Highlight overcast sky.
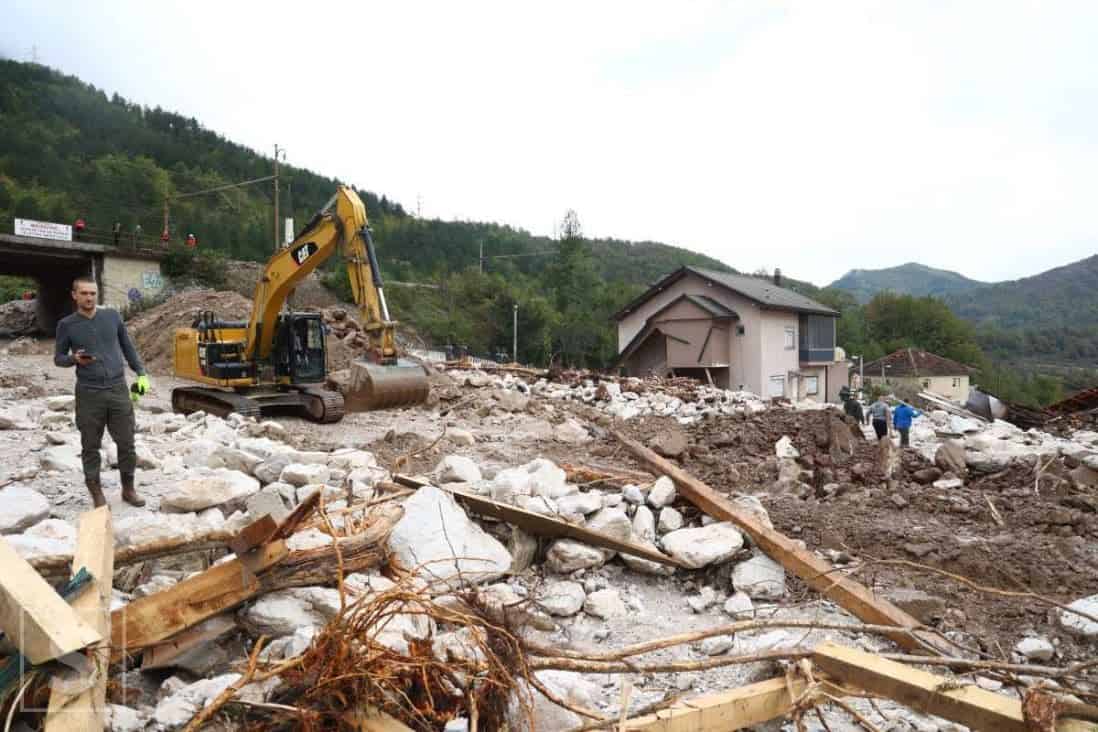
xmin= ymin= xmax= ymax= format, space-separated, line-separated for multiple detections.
xmin=4 ymin=1 xmax=1097 ymax=286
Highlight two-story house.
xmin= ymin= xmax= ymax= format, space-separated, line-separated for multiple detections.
xmin=613 ymin=266 xmax=844 ymax=402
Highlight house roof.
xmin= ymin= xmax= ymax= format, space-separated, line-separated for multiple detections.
xmin=613 ymin=266 xmax=838 ymax=321
xmin=862 ymin=348 xmax=975 ymax=378
xmin=681 ymin=294 xmax=738 ymax=319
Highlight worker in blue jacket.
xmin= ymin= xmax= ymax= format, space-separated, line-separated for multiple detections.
xmin=892 ymin=401 xmax=921 ymax=448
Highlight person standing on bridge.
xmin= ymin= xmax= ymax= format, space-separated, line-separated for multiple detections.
xmin=54 ymin=276 xmax=150 ymax=508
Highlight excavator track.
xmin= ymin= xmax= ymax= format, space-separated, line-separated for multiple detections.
xmin=299 ymin=388 xmax=345 ymax=424
xmin=172 ymin=387 xmax=263 ymax=420
xmin=171 ymin=386 xmax=345 ymax=424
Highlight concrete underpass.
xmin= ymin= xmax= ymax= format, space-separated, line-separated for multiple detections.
xmin=0 ymin=234 xmax=165 ymax=334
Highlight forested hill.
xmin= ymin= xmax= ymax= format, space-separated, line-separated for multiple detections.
xmin=0 ymin=59 xmax=730 ymax=286
xmin=828 ymin=262 xmax=985 ymax=303
xmin=945 ymin=254 xmax=1098 ymax=367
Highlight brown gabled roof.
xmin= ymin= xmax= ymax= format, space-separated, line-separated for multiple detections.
xmin=862 ymin=348 xmax=975 ymax=378
xmin=613 ymin=266 xmax=838 ymax=321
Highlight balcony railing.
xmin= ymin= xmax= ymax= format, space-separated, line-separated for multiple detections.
xmin=800 ymin=347 xmax=834 ymax=363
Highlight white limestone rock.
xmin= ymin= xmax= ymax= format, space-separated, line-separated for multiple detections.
xmin=775 ymin=435 xmax=800 ymax=459
xmin=657 ymin=507 xmax=683 ymax=533
xmin=555 ymin=491 xmax=604 ymax=518
xmin=1015 ymin=637 xmax=1055 ymax=662
xmin=661 ymin=523 xmax=744 ymax=569
xmin=622 ymin=483 xmax=647 ymax=505
xmin=448 ymin=427 xmax=476 ymax=446
xmin=723 ymin=591 xmax=755 ymax=617
xmin=433 ymin=455 xmax=482 ymax=484
xmin=46 ymin=395 xmax=75 ymax=412
xmin=280 ymin=463 xmax=331 ymax=487
xmin=584 ymin=588 xmax=627 ymax=619
xmin=254 ymin=452 xmax=296 ymax=484
xmin=154 ymin=673 xmax=241 ymax=730
xmin=161 ymin=468 xmax=260 ymax=512
xmin=209 ymin=445 xmax=262 ymax=475
xmin=554 ymin=418 xmax=591 ymax=444
xmin=647 ymin=476 xmax=677 ymax=508
xmin=632 ymin=506 xmax=656 ymax=543
xmin=538 ymin=581 xmax=586 ymax=617
xmin=0 ymin=485 xmax=50 ymax=534
xmin=732 ymin=554 xmax=786 ymax=599
xmin=387 ymin=485 xmax=512 ymax=589
xmin=242 ymin=587 xmax=342 ymax=637
xmin=545 ymin=539 xmax=606 ymax=573
xmin=39 ymin=444 xmax=82 ymax=472
xmin=1060 ymin=595 xmax=1098 ymax=639
xmin=700 ymin=635 xmax=735 ymax=655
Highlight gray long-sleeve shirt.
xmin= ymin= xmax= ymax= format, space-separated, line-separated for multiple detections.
xmin=54 ymin=308 xmax=145 ymax=389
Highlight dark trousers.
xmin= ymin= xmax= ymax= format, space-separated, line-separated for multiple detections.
xmin=75 ymin=383 xmax=136 ymax=483
xmin=872 ymin=419 xmax=888 ymax=440
xmin=898 ymin=426 xmax=910 ymax=447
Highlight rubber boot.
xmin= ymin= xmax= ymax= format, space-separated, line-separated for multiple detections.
xmin=120 ymin=473 xmax=146 ymax=507
xmin=86 ymin=479 xmax=107 ymax=508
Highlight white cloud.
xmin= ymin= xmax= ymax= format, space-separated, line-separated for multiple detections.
xmin=3 ymin=0 xmax=1096 ymax=284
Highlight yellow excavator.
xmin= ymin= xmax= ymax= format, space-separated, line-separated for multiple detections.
xmin=170 ymin=186 xmax=429 ymax=423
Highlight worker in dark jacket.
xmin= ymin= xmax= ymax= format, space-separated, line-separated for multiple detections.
xmin=54 ymin=276 xmax=150 ymax=507
xmin=893 ymin=402 xmax=921 ymax=448
xmin=843 ymin=394 xmax=865 ymax=423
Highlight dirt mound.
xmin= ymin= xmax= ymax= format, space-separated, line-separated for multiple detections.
xmin=0 ymin=299 xmax=38 ymax=337
xmin=222 ymin=259 xmax=339 ymax=310
xmin=128 ymin=289 xmax=254 ymax=374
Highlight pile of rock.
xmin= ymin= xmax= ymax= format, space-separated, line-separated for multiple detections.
xmin=446 ymin=369 xmax=769 ymax=424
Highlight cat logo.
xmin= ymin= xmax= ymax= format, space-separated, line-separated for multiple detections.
xmin=291 ymin=241 xmax=319 ymax=266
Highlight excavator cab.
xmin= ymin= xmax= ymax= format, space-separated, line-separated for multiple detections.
xmin=272 ymin=313 xmax=326 ymax=384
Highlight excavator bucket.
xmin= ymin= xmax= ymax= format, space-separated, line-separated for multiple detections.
xmin=342 ymin=360 xmax=430 ymax=411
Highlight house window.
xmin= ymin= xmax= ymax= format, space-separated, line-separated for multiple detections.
xmin=736 ymin=324 xmax=745 ymax=336
xmin=922 ymin=379 xmax=931 ymax=389
xmin=952 ymin=377 xmax=961 ymax=388
xmin=768 ymin=375 xmax=785 ymax=397
xmin=805 ymin=376 xmax=819 ymax=395
xmin=784 ymin=327 xmax=795 ymax=350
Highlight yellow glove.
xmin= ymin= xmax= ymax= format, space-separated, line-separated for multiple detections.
xmin=130 ymin=374 xmax=151 ymax=402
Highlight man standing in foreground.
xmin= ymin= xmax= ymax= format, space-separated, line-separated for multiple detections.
xmin=54 ymin=276 xmax=150 ymax=507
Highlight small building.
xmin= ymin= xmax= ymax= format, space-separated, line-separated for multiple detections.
xmin=862 ymin=348 xmax=974 ymax=402
xmin=613 ymin=266 xmax=845 ymax=402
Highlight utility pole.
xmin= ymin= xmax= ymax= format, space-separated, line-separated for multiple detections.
xmin=512 ymin=303 xmax=518 ymax=363
xmin=479 ymin=241 xmax=484 ymax=273
xmin=162 ymin=199 xmax=169 ymax=241
xmin=273 ymin=144 xmax=283 ymax=252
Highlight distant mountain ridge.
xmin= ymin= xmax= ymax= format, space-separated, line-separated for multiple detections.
xmin=828 ymin=262 xmax=986 ymax=303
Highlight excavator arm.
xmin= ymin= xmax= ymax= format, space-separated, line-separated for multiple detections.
xmin=244 ymin=185 xmax=397 ymax=364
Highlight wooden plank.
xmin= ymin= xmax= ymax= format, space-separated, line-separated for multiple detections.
xmin=30 ymin=530 xmax=235 ymax=582
xmin=142 ymin=614 xmax=237 ymax=670
xmin=110 ymin=540 xmax=287 ymax=657
xmin=226 ymin=515 xmax=278 ymax=556
xmin=393 ymin=475 xmax=685 ymax=568
xmin=611 ymin=431 xmax=938 ymax=653
xmin=0 ymin=536 xmax=101 ymax=664
xmin=44 ymin=507 xmax=114 ymax=731
xmin=813 ymin=642 xmax=1098 ymax=732
xmin=624 ymin=676 xmax=807 ymax=730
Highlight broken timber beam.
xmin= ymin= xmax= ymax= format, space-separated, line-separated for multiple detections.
xmin=44 ymin=506 xmax=114 ymax=732
xmin=0 ymin=536 xmax=102 ymax=664
xmin=813 ymin=642 xmax=1097 ymax=732
xmin=110 ymin=503 xmax=401 ymax=658
xmin=611 ymin=430 xmax=939 ymax=653
xmin=624 ymin=676 xmax=810 ymax=730
xmin=30 ymin=530 xmax=235 ymax=581
xmin=392 ymin=474 xmax=685 ymax=568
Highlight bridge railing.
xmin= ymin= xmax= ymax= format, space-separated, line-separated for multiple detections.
xmin=0 ymin=215 xmax=176 ymax=255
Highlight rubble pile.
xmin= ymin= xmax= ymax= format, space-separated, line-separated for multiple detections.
xmin=0 ymin=298 xmax=37 ymax=337
xmin=0 ymin=339 xmax=1096 ymax=730
xmin=127 ymin=289 xmax=254 ymax=373
xmin=444 ymin=368 xmax=773 ymax=423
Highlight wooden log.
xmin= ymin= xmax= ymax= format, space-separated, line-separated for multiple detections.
xmin=110 ymin=540 xmax=288 ymax=658
xmin=813 ymin=642 xmax=1096 ymax=732
xmin=111 ymin=504 xmax=402 ymax=657
xmin=227 ymin=515 xmax=278 ymax=556
xmin=0 ymin=536 xmax=101 ymax=664
xmin=142 ymin=614 xmax=237 ymax=671
xmin=44 ymin=507 xmax=114 ymax=731
xmin=623 ymin=676 xmax=807 ymax=730
xmin=392 ymin=475 xmax=684 ymax=568
xmin=30 ymin=531 xmax=235 ymax=581
xmin=611 ymin=430 xmax=938 ymax=653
